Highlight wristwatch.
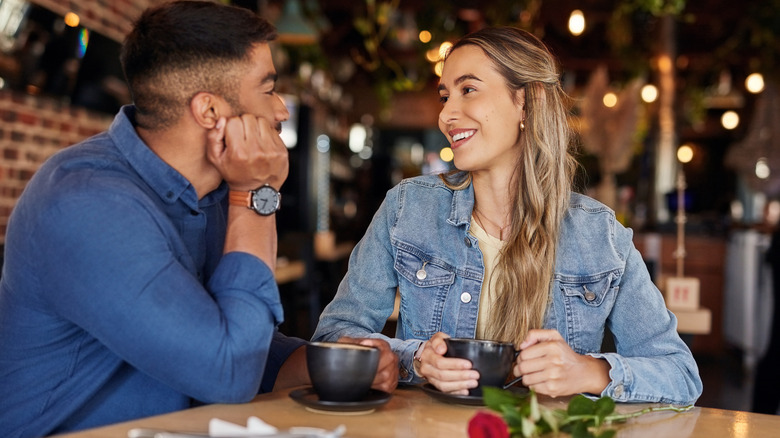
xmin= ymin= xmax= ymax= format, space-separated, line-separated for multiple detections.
xmin=228 ymin=184 xmax=281 ymax=216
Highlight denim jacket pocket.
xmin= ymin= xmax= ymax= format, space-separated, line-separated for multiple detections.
xmin=560 ymin=273 xmax=617 ymax=307
xmin=557 ymin=272 xmax=619 ymax=353
xmin=394 ymin=246 xmax=455 ymax=338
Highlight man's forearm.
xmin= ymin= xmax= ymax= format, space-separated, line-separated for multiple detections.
xmin=273 ymin=345 xmax=310 ymax=390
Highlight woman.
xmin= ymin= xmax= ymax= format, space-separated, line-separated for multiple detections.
xmin=312 ymin=26 xmax=702 ymax=405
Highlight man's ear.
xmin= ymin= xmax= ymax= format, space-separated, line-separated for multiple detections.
xmin=190 ymin=92 xmax=221 ymax=129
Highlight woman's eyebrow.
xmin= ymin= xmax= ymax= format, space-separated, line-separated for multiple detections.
xmin=438 ymin=73 xmax=483 ymax=92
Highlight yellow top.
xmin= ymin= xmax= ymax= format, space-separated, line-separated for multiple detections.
xmin=470 ymin=216 xmax=506 ymax=339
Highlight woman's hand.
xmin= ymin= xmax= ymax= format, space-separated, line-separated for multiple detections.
xmin=514 ymin=329 xmax=611 ymax=397
xmin=417 ymin=332 xmax=480 ymax=395
xmin=338 ymin=337 xmax=399 ymax=394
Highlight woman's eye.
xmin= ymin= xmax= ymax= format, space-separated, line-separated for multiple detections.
xmin=439 ymin=95 xmax=449 ymax=104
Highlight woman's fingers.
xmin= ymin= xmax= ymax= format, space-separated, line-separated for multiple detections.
xmin=420 ymin=332 xmax=479 ymax=395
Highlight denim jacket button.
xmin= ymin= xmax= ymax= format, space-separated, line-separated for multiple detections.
xmin=585 ymin=292 xmax=596 ymax=301
xmin=460 ymin=292 xmax=472 ymax=303
xmin=614 ymin=383 xmax=624 ymax=398
xmin=464 ymin=237 xmax=472 ymax=247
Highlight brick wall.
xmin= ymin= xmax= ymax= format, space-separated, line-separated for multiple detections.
xmin=0 ymin=0 xmax=165 ymax=243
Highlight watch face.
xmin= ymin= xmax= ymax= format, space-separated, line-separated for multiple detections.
xmin=251 ymin=185 xmax=280 ymax=215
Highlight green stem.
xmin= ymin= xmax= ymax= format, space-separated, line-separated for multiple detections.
xmin=605 ymin=404 xmax=695 ymax=422
xmin=559 ymin=405 xmax=694 ymax=427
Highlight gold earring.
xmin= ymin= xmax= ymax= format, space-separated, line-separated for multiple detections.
xmin=520 ymin=120 xmax=525 ymax=132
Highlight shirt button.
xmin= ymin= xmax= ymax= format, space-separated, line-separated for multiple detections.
xmin=614 ymin=384 xmax=624 ymax=398
xmin=584 ymin=292 xmax=596 ymax=301
xmin=460 ymin=292 xmax=472 ymax=303
xmin=464 ymin=237 xmax=472 ymax=247
xmin=400 ymin=367 xmax=409 ymax=379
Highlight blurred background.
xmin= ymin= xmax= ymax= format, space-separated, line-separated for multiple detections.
xmin=0 ymin=0 xmax=778 ymax=414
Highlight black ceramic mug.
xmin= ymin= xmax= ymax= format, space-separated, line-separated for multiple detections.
xmin=444 ymin=337 xmax=523 ymax=396
xmin=306 ymin=342 xmax=380 ymax=402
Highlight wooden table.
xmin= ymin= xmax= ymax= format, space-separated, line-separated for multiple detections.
xmin=53 ymin=385 xmax=780 ymax=438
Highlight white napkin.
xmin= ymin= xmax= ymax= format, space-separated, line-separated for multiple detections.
xmin=208 ymin=416 xmax=278 ymax=436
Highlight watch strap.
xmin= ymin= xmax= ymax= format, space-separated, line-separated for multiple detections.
xmin=228 ymin=190 xmax=252 ymax=209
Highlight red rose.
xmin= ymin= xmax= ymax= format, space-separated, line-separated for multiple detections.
xmin=468 ymin=411 xmax=510 ymax=438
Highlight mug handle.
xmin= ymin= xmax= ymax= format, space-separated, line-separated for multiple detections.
xmin=503 ymin=349 xmax=523 ymax=389
xmin=503 ymin=375 xmax=523 ymax=389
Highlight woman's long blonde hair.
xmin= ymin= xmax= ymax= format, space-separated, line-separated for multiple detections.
xmin=441 ymin=27 xmax=577 ymax=345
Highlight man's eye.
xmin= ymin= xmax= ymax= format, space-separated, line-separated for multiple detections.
xmin=463 ymin=86 xmax=475 ymax=94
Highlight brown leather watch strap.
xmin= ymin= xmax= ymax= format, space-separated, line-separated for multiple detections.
xmin=228 ymin=190 xmax=251 ymax=208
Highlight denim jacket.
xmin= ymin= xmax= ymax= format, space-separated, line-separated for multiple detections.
xmin=313 ymin=174 xmax=702 ymax=405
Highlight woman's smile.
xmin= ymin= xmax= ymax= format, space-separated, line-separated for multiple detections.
xmin=449 ymin=129 xmax=476 ymax=148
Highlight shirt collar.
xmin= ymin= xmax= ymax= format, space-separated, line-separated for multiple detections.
xmin=108 ymin=105 xmax=201 ymax=208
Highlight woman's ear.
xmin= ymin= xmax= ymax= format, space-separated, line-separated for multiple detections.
xmin=190 ymin=92 xmax=221 ymax=129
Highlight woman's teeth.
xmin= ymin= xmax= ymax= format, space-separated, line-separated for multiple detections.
xmin=453 ymin=131 xmax=474 ymax=141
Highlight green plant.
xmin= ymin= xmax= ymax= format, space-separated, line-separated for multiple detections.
xmin=473 ymin=387 xmax=694 ymax=438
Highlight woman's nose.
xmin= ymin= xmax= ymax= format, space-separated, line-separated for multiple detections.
xmin=439 ymin=102 xmax=457 ymax=126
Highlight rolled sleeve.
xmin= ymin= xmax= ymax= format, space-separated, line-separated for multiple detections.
xmin=208 ymin=252 xmax=284 ymax=326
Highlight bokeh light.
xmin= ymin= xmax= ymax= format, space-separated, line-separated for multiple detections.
xmin=745 ymin=73 xmax=765 ymax=94
xmin=641 ymin=84 xmax=658 ymax=103
xmin=602 ymin=92 xmax=617 ymax=108
xmin=439 ymin=147 xmax=454 ymax=162
xmin=677 ymin=144 xmax=693 ymax=163
xmin=756 ymin=158 xmax=771 ymax=179
xmin=721 ymin=111 xmax=739 ymax=130
xmin=568 ymin=10 xmax=585 ymax=36
xmin=64 ymin=12 xmax=79 ymax=27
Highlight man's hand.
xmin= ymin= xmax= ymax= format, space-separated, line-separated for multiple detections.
xmin=211 ymin=115 xmax=286 ymax=267
xmin=206 ymin=115 xmax=289 ymax=191
xmin=339 ymin=337 xmax=399 ymax=394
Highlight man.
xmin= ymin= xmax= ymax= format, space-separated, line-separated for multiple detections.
xmin=0 ymin=2 xmax=396 ymax=436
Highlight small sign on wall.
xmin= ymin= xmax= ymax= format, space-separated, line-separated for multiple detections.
xmin=665 ymin=277 xmax=700 ymax=311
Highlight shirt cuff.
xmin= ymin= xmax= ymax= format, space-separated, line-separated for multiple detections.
xmin=260 ymin=331 xmax=308 ymax=393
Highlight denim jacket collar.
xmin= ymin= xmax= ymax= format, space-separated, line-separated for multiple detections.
xmin=449 ymin=181 xmax=476 ymax=227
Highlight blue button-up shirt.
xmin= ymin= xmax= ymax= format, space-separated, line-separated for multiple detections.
xmin=313 ymin=174 xmax=702 ymax=405
xmin=0 ymin=106 xmax=305 ymax=437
